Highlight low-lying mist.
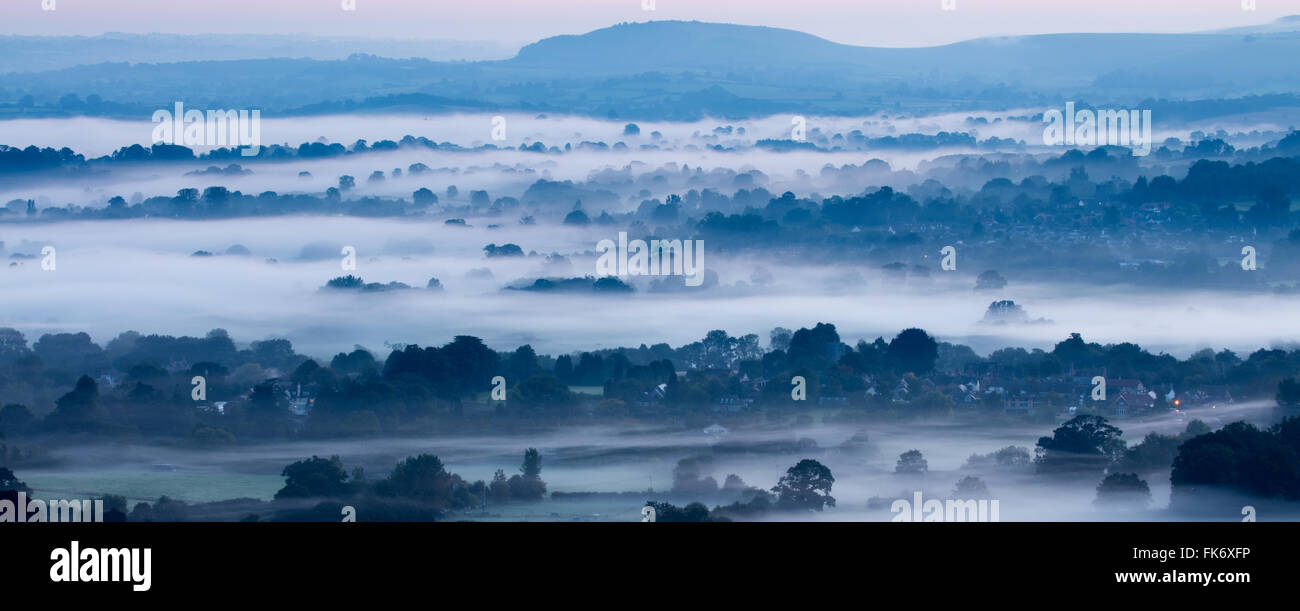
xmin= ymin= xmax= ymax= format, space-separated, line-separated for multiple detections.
xmin=6 ymin=109 xmax=1294 ymax=209
xmin=19 ymin=400 xmax=1288 ymax=521
xmin=3 ymin=216 xmax=1300 ymax=359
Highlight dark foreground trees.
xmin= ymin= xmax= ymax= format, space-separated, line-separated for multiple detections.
xmin=262 ymin=446 xmax=550 ymax=521
xmin=1171 ymin=419 xmax=1300 ymax=501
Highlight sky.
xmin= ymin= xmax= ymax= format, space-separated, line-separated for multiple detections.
xmin=4 ymin=0 xmax=1299 ymax=48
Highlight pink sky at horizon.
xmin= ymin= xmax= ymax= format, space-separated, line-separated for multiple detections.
xmin=3 ymin=0 xmax=1299 ymax=47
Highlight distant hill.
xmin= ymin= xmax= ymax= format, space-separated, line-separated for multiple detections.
xmin=0 ymin=33 xmax=517 ymax=74
xmin=510 ymin=21 xmax=875 ymax=73
xmin=1212 ymin=14 xmax=1300 ymax=34
xmin=507 ymin=20 xmax=1300 ymax=92
xmin=1 ymin=20 xmax=1298 ymax=121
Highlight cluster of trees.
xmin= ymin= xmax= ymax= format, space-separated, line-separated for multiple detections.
xmin=276 ymin=448 xmax=548 ymax=514
xmin=322 ymin=275 xmax=424 ymax=293
xmin=5 ymin=320 xmax=1300 ymax=450
xmin=8 ymin=411 xmax=1298 ymax=520
xmin=1029 ymin=414 xmax=1300 ymax=508
xmin=0 ymin=328 xmax=312 ymax=444
xmin=648 ymin=458 xmax=837 ymax=522
xmin=7 ymin=132 xmax=1300 ymax=292
xmin=0 ymin=446 xmax=549 ymax=522
xmin=883 ymin=413 xmax=1296 ymax=510
xmin=1172 ymin=418 xmax=1300 ymax=503
xmin=6 ymin=134 xmax=1299 ymax=262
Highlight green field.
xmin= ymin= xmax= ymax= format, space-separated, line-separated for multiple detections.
xmin=21 ymin=469 xmax=284 ymax=506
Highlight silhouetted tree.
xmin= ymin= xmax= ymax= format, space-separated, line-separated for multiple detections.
xmin=895 ymin=449 xmax=929 ymax=474
xmin=771 ymin=459 xmax=835 ymax=511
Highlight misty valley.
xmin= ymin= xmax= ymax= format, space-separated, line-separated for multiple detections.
xmin=3 ymin=18 xmax=1300 ymax=526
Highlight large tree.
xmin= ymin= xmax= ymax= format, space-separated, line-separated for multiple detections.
xmin=1095 ymin=473 xmax=1151 ymax=507
xmin=895 ymin=449 xmax=929 ymax=474
xmin=887 ymin=328 xmax=938 ymax=374
xmin=787 ymin=323 xmax=841 ymax=371
xmin=772 ymin=459 xmax=836 ymax=511
xmin=45 ymin=375 xmax=102 ymax=432
xmin=275 ymin=455 xmax=351 ymax=500
xmin=1035 ymin=415 xmax=1126 ymax=476
xmin=378 ymin=454 xmax=456 ymax=507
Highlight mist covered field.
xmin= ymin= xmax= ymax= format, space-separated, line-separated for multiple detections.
xmin=3 ymin=213 xmax=1300 ymax=359
xmin=5 ymin=109 xmax=1300 ymax=361
xmin=13 ymin=399 xmax=1286 ymax=522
